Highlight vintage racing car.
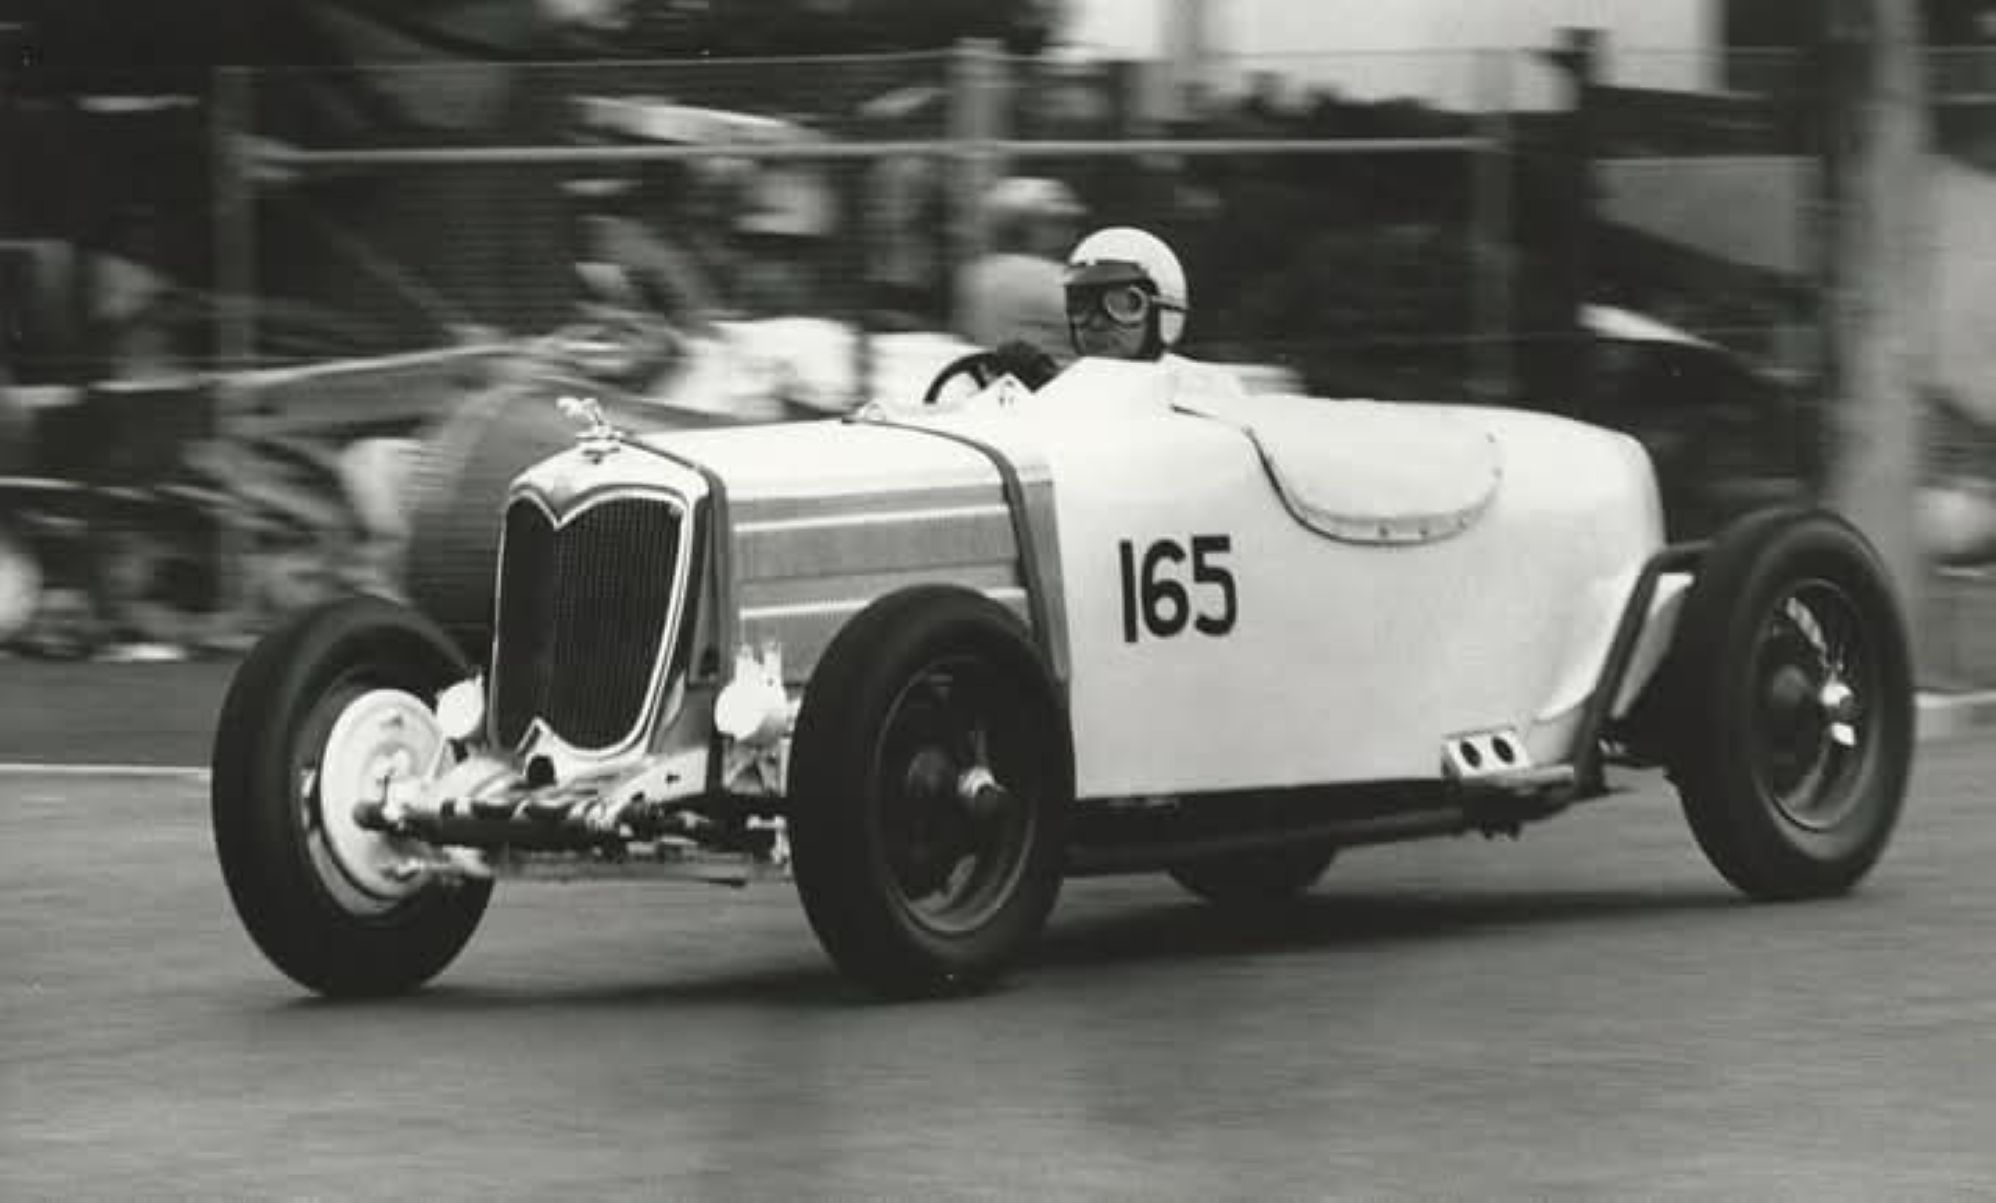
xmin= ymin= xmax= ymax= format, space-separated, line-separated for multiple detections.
xmin=210 ymin=353 xmax=1915 ymax=999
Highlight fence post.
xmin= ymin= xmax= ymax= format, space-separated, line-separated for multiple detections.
xmin=1549 ymin=27 xmax=1600 ymax=416
xmin=948 ymin=38 xmax=1006 ymax=329
xmin=1471 ymin=49 xmax=1516 ymax=404
xmin=1817 ymin=0 xmax=1930 ymax=643
xmin=210 ymin=65 xmax=256 ymax=643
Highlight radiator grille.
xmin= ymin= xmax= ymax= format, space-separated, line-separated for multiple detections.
xmin=491 ymin=492 xmax=686 ymax=750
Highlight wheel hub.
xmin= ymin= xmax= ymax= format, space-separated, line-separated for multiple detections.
xmin=874 ymin=661 xmax=1039 ymax=936
xmin=955 ymin=764 xmax=1015 ymax=822
xmin=1753 ymin=582 xmax=1871 ymax=830
xmin=314 ymin=689 xmax=446 ymax=902
xmin=1819 ymin=679 xmax=1859 ymax=748
xmin=1762 ymin=664 xmax=1818 ymax=740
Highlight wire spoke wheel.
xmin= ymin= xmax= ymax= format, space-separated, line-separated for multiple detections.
xmin=788 ymin=587 xmax=1071 ymax=998
xmin=873 ymin=655 xmax=1042 ymax=936
xmin=1660 ymin=509 xmax=1913 ymax=901
xmin=1747 ymin=580 xmax=1875 ymax=831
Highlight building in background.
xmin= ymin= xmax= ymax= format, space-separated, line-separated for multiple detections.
xmin=1067 ymin=0 xmax=1710 ymax=110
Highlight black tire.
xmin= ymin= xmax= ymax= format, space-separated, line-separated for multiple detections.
xmin=211 ymin=595 xmax=492 ymax=996
xmin=1168 ymin=843 xmax=1337 ymax=908
xmin=788 ymin=586 xmax=1072 ymax=998
xmin=1659 ymin=507 xmax=1914 ymax=900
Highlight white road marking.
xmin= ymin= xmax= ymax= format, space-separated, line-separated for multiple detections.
xmin=0 ymin=692 xmax=1988 ymax=782
xmin=0 ymin=762 xmax=209 ymax=781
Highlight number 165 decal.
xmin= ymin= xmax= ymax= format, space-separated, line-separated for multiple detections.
xmin=1118 ymin=535 xmax=1238 ymax=642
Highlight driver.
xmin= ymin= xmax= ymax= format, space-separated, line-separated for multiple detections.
xmin=1062 ymin=226 xmax=1188 ymax=363
xmin=960 ymin=225 xmax=1194 ymax=398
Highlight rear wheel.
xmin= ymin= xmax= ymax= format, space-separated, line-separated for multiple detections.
xmin=1660 ymin=508 xmax=1913 ymax=899
xmin=211 ymin=596 xmax=491 ymax=996
xmin=788 ymin=587 xmax=1072 ymax=998
xmin=1169 ymin=844 xmax=1337 ymax=908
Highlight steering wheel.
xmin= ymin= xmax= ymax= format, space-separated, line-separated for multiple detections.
xmin=921 ymin=350 xmax=1007 ymax=407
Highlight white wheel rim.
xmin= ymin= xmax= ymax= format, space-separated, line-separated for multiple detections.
xmin=315 ymin=688 xmax=444 ymax=903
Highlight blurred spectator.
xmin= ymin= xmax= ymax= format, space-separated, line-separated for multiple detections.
xmin=958 ymin=176 xmax=1086 ymax=362
xmin=88 ymin=204 xmax=184 ymax=383
xmin=82 ymin=204 xmax=199 ymax=660
xmin=858 ymin=86 xmax=951 ymax=330
xmin=571 ymin=159 xmax=739 ymax=326
xmin=0 ymin=358 xmax=28 ymax=477
xmin=734 ymin=160 xmax=839 ymax=317
xmin=578 ymin=206 xmax=724 ymax=329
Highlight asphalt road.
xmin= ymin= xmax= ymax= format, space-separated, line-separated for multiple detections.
xmin=0 ymin=657 xmax=239 ymax=767
xmin=5 ymin=735 xmax=1995 ymax=1199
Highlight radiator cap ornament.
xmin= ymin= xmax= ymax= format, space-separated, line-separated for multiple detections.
xmin=557 ymin=394 xmax=624 ymax=461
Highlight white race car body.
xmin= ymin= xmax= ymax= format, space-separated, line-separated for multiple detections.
xmin=509 ymin=356 xmax=1684 ymax=806
xmin=951 ymin=362 xmax=1672 ymax=796
xmin=213 ymin=349 xmax=1915 ymax=1000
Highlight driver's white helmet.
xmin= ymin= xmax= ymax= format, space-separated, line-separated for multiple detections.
xmin=1063 ymin=226 xmax=1188 ymax=349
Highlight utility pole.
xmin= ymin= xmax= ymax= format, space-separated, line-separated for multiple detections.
xmin=1162 ymin=0 xmax=1216 ymax=120
xmin=1820 ymin=0 xmax=1932 ymax=612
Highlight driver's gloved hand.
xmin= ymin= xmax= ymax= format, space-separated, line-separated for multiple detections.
xmin=991 ymin=339 xmax=1059 ymax=391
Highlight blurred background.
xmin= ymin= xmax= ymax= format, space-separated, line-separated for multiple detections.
xmin=1 ymin=0 xmax=1992 ymax=684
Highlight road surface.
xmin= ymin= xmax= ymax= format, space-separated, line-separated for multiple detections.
xmin=5 ymin=736 xmax=1994 ymax=1198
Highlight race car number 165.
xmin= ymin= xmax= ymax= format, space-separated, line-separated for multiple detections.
xmin=1118 ymin=536 xmax=1237 ymax=642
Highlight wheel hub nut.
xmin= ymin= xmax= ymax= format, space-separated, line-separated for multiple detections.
xmin=904 ymin=748 xmax=956 ymax=801
xmin=956 ymin=765 xmax=1012 ymax=820
xmin=1819 ymin=680 xmax=1858 ymax=748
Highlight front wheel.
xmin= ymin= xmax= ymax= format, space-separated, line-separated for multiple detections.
xmin=787 ymin=587 xmax=1072 ymax=998
xmin=1659 ymin=508 xmax=1914 ymax=900
xmin=211 ymin=596 xmax=491 ymax=996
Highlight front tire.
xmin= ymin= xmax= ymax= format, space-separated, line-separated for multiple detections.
xmin=1660 ymin=508 xmax=1914 ymax=900
xmin=211 ymin=596 xmax=491 ymax=996
xmin=787 ymin=587 xmax=1072 ymax=998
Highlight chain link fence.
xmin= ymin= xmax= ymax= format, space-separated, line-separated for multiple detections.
xmin=214 ymin=47 xmax=1519 ymax=383
xmin=196 ymin=45 xmax=1526 ymax=648
xmin=5 ymin=38 xmax=1996 ymax=684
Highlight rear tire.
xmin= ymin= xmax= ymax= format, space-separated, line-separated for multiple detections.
xmin=1169 ymin=844 xmax=1337 ymax=908
xmin=211 ymin=596 xmax=491 ymax=996
xmin=1659 ymin=508 xmax=1913 ymax=900
xmin=788 ymin=587 xmax=1072 ymax=998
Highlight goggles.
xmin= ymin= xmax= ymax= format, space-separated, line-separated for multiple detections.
xmin=1067 ymin=282 xmax=1155 ymax=328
